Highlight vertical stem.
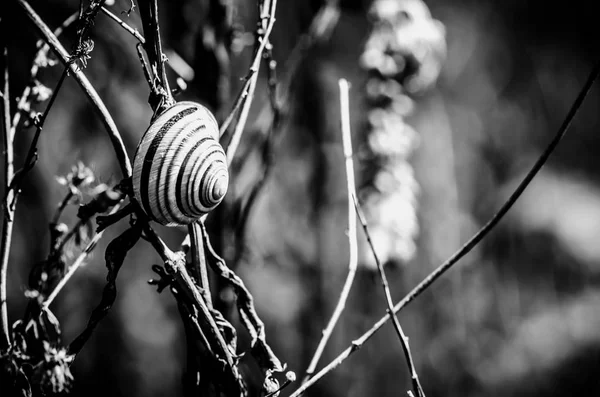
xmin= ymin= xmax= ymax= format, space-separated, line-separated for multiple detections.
xmin=138 ymin=0 xmax=173 ymax=109
xmin=189 ymin=221 xmax=212 ymax=308
xmin=302 ymin=79 xmax=357 ymax=382
xmin=150 ymin=0 xmax=169 ymax=95
xmin=0 ymin=33 xmax=14 ymax=350
xmin=353 ymin=195 xmax=426 ymax=397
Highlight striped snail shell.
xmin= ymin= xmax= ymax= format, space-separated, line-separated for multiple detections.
xmin=132 ymin=101 xmax=228 ymax=227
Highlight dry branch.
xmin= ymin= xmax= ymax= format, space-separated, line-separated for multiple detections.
xmin=289 ymin=60 xmax=600 ymax=397
xmin=302 ymin=79 xmax=357 ymax=383
xmin=18 ymin=0 xmax=133 ymax=179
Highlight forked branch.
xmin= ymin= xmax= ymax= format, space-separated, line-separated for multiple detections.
xmin=288 ymin=60 xmax=600 ymax=397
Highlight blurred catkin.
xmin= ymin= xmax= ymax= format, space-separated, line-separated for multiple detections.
xmin=358 ymin=0 xmax=446 ymax=268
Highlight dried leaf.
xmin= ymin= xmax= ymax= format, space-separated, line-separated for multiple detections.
xmin=68 ymin=223 xmax=142 ymax=355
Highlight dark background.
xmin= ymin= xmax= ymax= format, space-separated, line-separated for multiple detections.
xmin=2 ymin=0 xmax=600 ymax=396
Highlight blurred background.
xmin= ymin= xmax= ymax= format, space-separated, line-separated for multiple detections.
xmin=2 ymin=0 xmax=600 ymax=396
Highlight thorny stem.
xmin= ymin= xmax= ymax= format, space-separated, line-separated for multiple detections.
xmin=288 ymin=60 xmax=600 ymax=397
xmin=18 ymin=0 xmax=133 ymax=179
xmin=1 ymin=30 xmax=13 ymax=350
xmin=353 ymin=193 xmax=425 ymax=397
xmin=302 ymin=79 xmax=357 ymax=383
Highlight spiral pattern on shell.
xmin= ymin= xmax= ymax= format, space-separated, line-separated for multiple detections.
xmin=132 ymin=101 xmax=229 ymax=227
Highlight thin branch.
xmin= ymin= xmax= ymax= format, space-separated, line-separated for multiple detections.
xmin=148 ymin=0 xmax=169 ymax=97
xmin=11 ymin=11 xmax=79 ymax=135
xmin=138 ymin=0 xmax=173 ymax=111
xmin=179 ymin=0 xmax=279 ymax=255
xmin=221 ymin=0 xmax=278 ymax=159
xmin=141 ymin=221 xmax=243 ymax=392
xmin=75 ymin=0 xmax=108 ymax=50
xmin=232 ymin=1 xmax=337 ymax=267
xmin=226 ymin=75 xmax=258 ymax=166
xmin=78 ymin=0 xmax=85 ymax=21
xmin=302 ymin=79 xmax=357 ymax=383
xmin=218 ymin=79 xmax=250 ymax=138
xmin=288 ymin=61 xmax=600 ymax=397
xmin=136 ymin=43 xmax=155 ymax=91
xmin=0 ymin=30 xmax=13 ymax=350
xmin=101 ymin=6 xmax=186 ymax=96
xmin=101 ymin=6 xmax=145 ymax=43
xmin=352 ymin=194 xmax=425 ymax=397
xmin=5 ymin=68 xmax=69 ymax=203
xmin=253 ymin=0 xmax=340 ymax=133
xmin=50 ymin=191 xmax=74 ymax=227
xmin=42 ymin=203 xmax=122 ymax=309
xmin=18 ymin=0 xmax=133 ymax=179
xmin=189 ymin=221 xmax=212 ymax=308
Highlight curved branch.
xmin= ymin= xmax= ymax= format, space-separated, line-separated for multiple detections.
xmin=18 ymin=0 xmax=133 ymax=179
xmin=289 ymin=60 xmax=600 ymax=397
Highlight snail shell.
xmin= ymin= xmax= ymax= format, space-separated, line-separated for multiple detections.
xmin=132 ymin=101 xmax=228 ymax=227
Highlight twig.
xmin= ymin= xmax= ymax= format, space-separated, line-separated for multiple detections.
xmin=11 ymin=11 xmax=79 ymax=135
xmin=18 ymin=0 xmax=133 ymax=179
xmin=141 ymin=221 xmax=244 ymax=393
xmin=51 ymin=190 xmax=74 ymax=226
xmin=42 ymin=203 xmax=122 ymax=309
xmin=136 ymin=43 xmax=155 ymax=91
xmin=221 ymin=0 xmax=278 ymax=159
xmin=352 ymin=194 xmax=425 ymax=397
xmin=78 ymin=0 xmax=85 ymax=21
xmin=75 ymin=0 xmax=108 ymax=50
xmin=200 ymin=222 xmax=286 ymax=379
xmin=232 ymin=1 xmax=338 ymax=266
xmin=5 ymin=68 xmax=69 ymax=203
xmin=0 ymin=30 xmax=13 ymax=350
xmin=253 ymin=0 xmax=340 ymax=133
xmin=138 ymin=0 xmax=173 ymax=111
xmin=100 ymin=6 xmax=190 ymax=89
xmin=101 ymin=6 xmax=145 ymax=43
xmin=288 ymin=60 xmax=600 ymax=397
xmin=226 ymin=75 xmax=258 ymax=166
xmin=179 ymin=0 xmax=279 ymax=256
xmin=302 ymin=79 xmax=357 ymax=383
xmin=101 ymin=6 xmax=186 ymax=95
xmin=189 ymin=221 xmax=212 ymax=308
xmin=68 ymin=221 xmax=143 ymax=356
